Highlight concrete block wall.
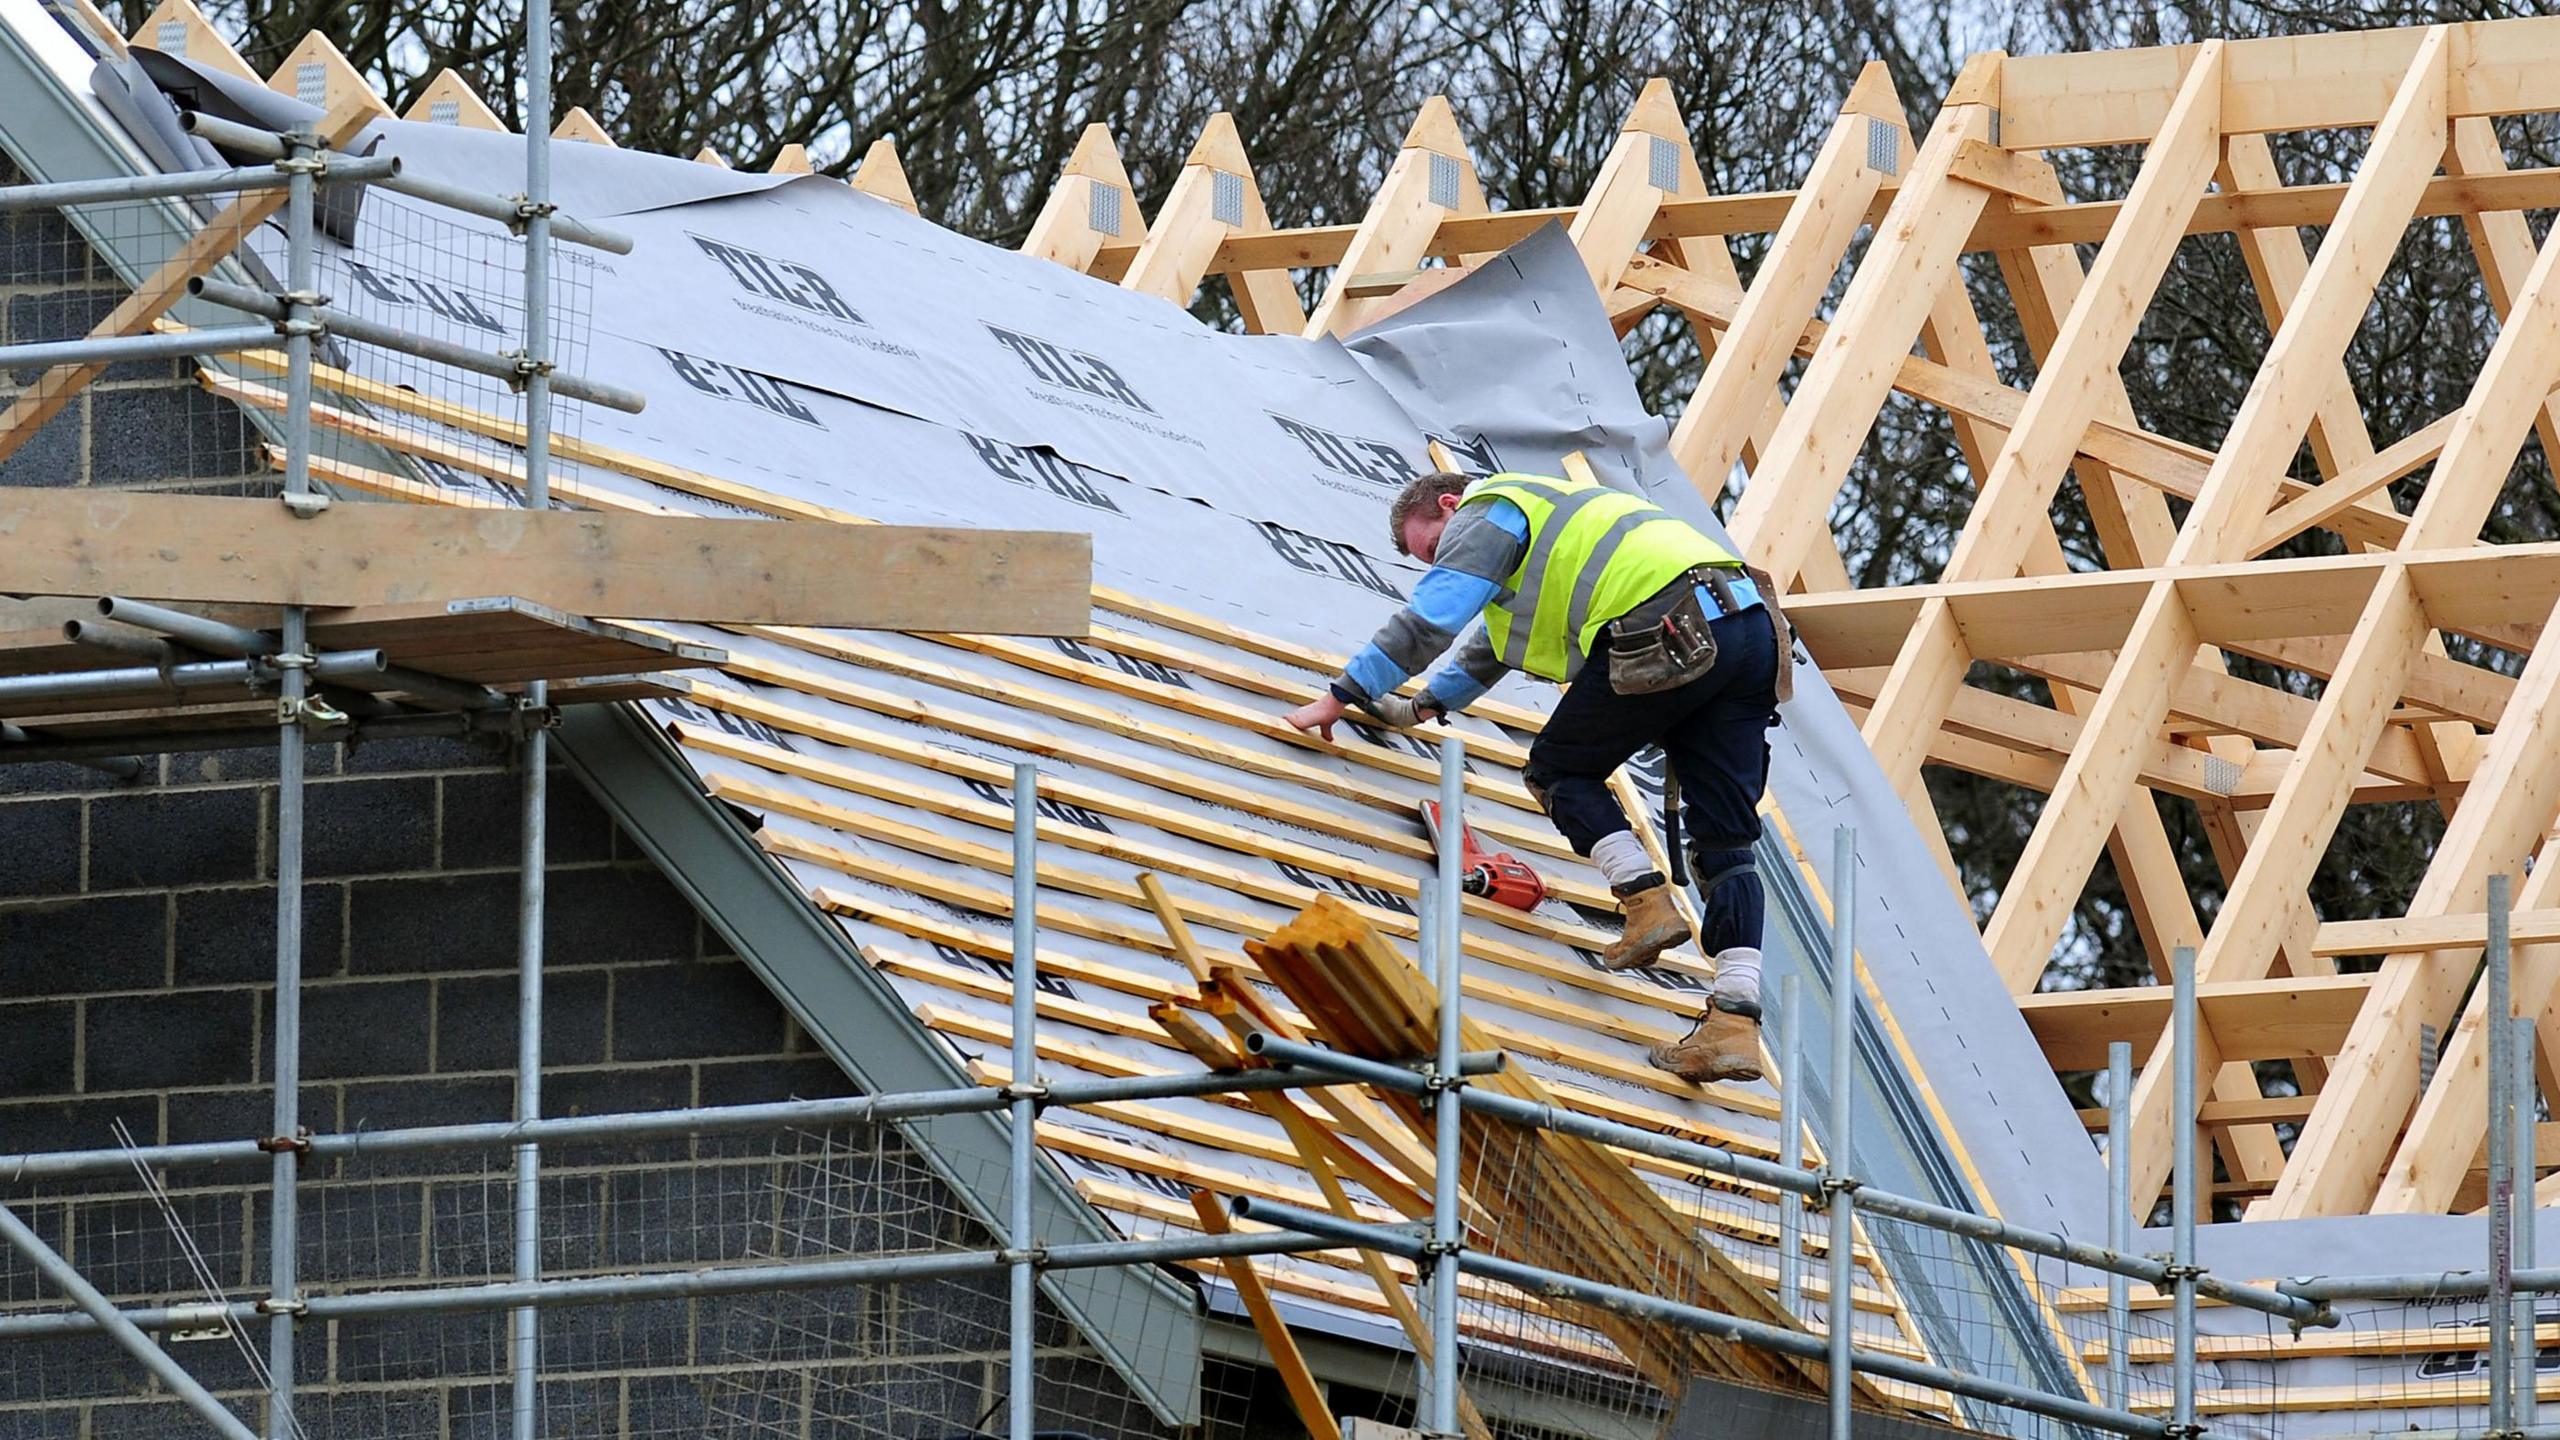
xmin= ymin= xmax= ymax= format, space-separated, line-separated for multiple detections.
xmin=0 ymin=736 xmax=1216 ymax=1439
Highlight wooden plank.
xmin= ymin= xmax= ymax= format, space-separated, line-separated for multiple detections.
xmin=2248 ymin=410 xmax=2459 ymax=556
xmin=0 ymin=102 xmax=375 ymax=467
xmin=1990 ymin=17 xmax=2560 ymax=149
xmin=1564 ymin=79 xmax=1710 ymax=297
xmin=2316 ymin=909 xmax=2560 ymax=955
xmin=1191 ymin=1188 xmax=1338 ymax=1436
xmin=2016 ymin=974 xmax=2371 ymax=1070
xmin=1247 ymin=898 xmax=1893 ymax=1404
xmin=2446 ymin=117 xmax=2560 ymax=475
xmin=0 ymin=488 xmax=1090 ymax=634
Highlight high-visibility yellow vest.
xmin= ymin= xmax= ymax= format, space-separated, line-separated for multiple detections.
xmin=1461 ymin=472 xmax=1742 ymax=681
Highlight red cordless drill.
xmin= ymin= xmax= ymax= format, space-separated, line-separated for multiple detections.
xmin=1419 ymin=800 xmax=1548 ymax=912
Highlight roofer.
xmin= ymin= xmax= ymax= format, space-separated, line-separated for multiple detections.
xmin=1283 ymin=470 xmax=1792 ymax=1085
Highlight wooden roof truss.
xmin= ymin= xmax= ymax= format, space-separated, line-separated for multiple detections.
xmin=103 ymin=4 xmax=2560 ymax=1236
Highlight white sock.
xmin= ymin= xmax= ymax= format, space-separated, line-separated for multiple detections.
xmin=1590 ymin=831 xmax=1656 ymax=889
xmin=1712 ymin=947 xmax=1763 ymax=1007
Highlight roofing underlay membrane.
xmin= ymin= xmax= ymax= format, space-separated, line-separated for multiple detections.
xmin=41 ymin=36 xmax=2553 ymax=1434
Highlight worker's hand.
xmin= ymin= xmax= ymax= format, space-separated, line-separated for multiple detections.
xmin=1284 ymin=694 xmax=1348 ymax=742
xmin=1362 ymin=693 xmax=1445 ymax=729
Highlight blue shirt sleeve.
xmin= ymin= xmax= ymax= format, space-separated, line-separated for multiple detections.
xmin=1334 ymin=500 xmax=1528 ymax=706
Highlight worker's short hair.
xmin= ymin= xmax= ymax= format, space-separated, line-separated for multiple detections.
xmin=1387 ymin=471 xmax=1475 ymax=556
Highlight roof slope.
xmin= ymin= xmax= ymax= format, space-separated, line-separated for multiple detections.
xmin=227 ymin=110 xmax=1952 ymax=1397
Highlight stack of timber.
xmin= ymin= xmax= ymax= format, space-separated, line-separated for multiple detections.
xmin=1247 ymin=895 xmax=1899 ymax=1412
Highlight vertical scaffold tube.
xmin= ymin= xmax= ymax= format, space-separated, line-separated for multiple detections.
xmin=1009 ymin=763 xmax=1040 ymax=1440
xmin=1778 ymin=973 xmax=1804 ymax=1322
xmin=2171 ymin=945 xmax=2199 ymax=1440
xmin=2107 ymin=1040 xmax=2134 ymax=1412
xmin=2494 ymin=874 xmax=2517 ymax=1440
xmin=2520 ymin=1012 xmax=2542 ymax=1428
xmin=266 ymin=121 xmax=318 ymax=1440
xmin=1428 ymin=736 xmax=1467 ymax=1437
xmin=1827 ymin=826 xmax=1856 ymax=1440
xmin=510 ymin=5 xmax=556 ymax=1432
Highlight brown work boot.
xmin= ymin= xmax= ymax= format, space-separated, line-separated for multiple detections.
xmin=1597 ymin=877 xmax=1692 ymax=971
xmin=1649 ymin=1001 xmax=1765 ymax=1085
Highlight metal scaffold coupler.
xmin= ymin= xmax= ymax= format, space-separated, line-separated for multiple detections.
xmin=997 ymin=1245 xmax=1049 ymax=1268
xmin=2155 ymin=1260 xmax=2202 ymax=1299
xmin=503 ymin=348 xmax=556 ymax=385
xmin=255 ymin=1129 xmax=312 ymax=1155
xmin=1001 ymin=1079 xmax=1051 ymax=1108
xmin=507 ymin=195 xmax=559 ymax=233
xmin=254 ymin=1295 xmax=308 ymax=1318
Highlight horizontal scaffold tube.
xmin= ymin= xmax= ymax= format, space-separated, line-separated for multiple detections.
xmin=1231 ymin=1195 xmax=2172 ymax=1439
xmin=2282 ymin=1267 xmax=2560 ymax=1304
xmin=1251 ymin=1032 xmax=2335 ymax=1327
xmin=176 ymin=111 xmax=633 ymax=254
xmin=0 ymin=155 xmax=398 ymax=210
xmin=0 ymin=323 xmax=283 ymax=371
xmin=0 ymin=1223 xmax=1419 ymax=1341
xmin=191 ymin=279 xmax=646 ymax=413
xmin=0 ymin=1063 xmax=1457 ymax=1181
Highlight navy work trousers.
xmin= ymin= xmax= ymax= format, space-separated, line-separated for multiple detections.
xmin=1521 ymin=605 xmax=1781 ymax=948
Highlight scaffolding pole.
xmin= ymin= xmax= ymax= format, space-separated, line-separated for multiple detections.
xmin=2522 ymin=1010 xmax=2542 ymax=1428
xmin=263 ymin=115 xmax=322 ymax=1440
xmin=1427 ymin=734 xmax=1467 ymax=1438
xmin=1008 ymin=761 xmax=1041 ymax=1440
xmin=2171 ymin=944 xmax=2198 ymax=1440
xmin=510 ymin=9 xmax=559 ymax=1431
xmin=1826 ymin=824 xmax=1856 ymax=1440
xmin=2108 ymin=1038 xmax=2134 ymax=1412
xmin=2495 ymin=873 xmax=2518 ymax=1440
xmin=1778 ymin=972 xmax=1805 ymax=1322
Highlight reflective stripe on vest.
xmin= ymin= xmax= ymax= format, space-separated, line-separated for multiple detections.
xmin=1459 ymin=472 xmax=1741 ymax=681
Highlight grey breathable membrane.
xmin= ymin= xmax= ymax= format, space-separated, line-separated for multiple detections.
xmin=84 ymin=59 xmax=2499 ymax=1427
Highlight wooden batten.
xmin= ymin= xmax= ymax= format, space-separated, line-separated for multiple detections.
xmin=769 ymin=142 xmax=816 ymax=175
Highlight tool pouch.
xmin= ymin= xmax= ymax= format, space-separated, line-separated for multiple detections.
xmin=1744 ymin=562 xmax=1796 ymax=705
xmin=1606 ymin=581 xmax=1717 ymax=695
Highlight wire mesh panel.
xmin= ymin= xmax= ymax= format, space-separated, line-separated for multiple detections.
xmin=684 ymin=1126 xmax=1255 ymax=1440
xmin=223 ymin=182 xmax=599 ymax=509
